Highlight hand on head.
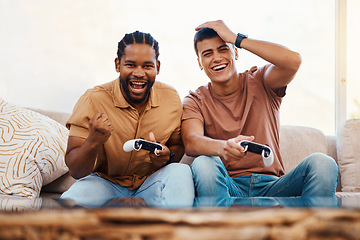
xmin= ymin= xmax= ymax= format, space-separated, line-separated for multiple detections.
xmin=196 ymin=20 xmax=237 ymax=45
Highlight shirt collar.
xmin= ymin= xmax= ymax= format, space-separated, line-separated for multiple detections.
xmin=113 ymin=78 xmax=160 ymax=109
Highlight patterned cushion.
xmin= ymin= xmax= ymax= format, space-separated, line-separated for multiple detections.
xmin=0 ymin=98 xmax=69 ymax=197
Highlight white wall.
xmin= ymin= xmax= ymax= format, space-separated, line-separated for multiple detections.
xmin=1 ymin=0 xmax=358 ymax=134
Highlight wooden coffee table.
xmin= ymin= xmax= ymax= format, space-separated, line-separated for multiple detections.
xmin=1 ymin=206 xmax=360 ymax=240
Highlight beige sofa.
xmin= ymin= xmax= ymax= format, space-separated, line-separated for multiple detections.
xmin=36 ymin=108 xmax=360 ymax=207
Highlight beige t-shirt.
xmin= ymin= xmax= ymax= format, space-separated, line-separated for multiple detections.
xmin=67 ymin=78 xmax=183 ymax=189
xmin=182 ymin=65 xmax=286 ymax=177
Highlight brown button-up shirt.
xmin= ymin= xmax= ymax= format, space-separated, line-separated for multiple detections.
xmin=67 ymin=78 xmax=183 ymax=189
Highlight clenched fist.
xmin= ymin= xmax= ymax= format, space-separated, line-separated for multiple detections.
xmin=88 ymin=112 xmax=113 ymax=144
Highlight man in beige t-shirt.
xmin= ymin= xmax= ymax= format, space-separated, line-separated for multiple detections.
xmin=61 ymin=31 xmax=194 ymax=208
xmin=182 ymin=20 xmax=338 ymax=204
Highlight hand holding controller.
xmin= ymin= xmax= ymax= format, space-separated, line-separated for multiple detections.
xmin=123 ymin=139 xmax=163 ymax=156
xmin=239 ymin=140 xmax=274 ymax=167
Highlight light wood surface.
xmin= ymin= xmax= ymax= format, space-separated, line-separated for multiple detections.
xmin=0 ymin=207 xmax=360 ymax=240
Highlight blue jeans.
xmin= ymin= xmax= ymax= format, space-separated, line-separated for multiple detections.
xmin=60 ymin=163 xmax=195 ymax=208
xmin=191 ymin=153 xmax=338 ymax=198
xmin=194 ymin=196 xmax=339 ymax=208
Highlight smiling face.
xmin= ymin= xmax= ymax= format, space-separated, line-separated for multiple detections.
xmin=115 ymin=43 xmax=160 ymax=107
xmin=196 ymin=36 xmax=238 ymax=85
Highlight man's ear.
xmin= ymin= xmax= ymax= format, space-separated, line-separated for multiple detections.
xmin=234 ymin=48 xmax=239 ymax=60
xmin=197 ymin=58 xmax=203 ymax=70
xmin=156 ymin=60 xmax=161 ymax=75
xmin=115 ymin=57 xmax=120 ymax=73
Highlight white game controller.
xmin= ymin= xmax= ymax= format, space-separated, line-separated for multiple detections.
xmin=123 ymin=139 xmax=163 ymax=156
xmin=239 ymin=140 xmax=274 ymax=167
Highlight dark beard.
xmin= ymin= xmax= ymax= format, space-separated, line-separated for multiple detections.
xmin=120 ymin=77 xmax=154 ymax=105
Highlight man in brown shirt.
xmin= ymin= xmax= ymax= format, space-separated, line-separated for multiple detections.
xmin=61 ymin=31 xmax=194 ymax=208
xmin=182 ymin=20 xmax=338 ymax=203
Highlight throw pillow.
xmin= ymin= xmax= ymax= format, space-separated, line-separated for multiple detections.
xmin=0 ymin=98 xmax=69 ymax=197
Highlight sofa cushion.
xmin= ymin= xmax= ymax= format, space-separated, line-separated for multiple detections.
xmin=337 ymin=119 xmax=360 ymax=192
xmin=0 ymin=195 xmax=42 ymax=212
xmin=280 ymin=125 xmax=328 ymax=172
xmin=27 ymin=108 xmax=71 ymax=127
xmin=0 ymin=98 xmax=69 ymax=197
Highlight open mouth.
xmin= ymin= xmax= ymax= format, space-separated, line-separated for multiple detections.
xmin=211 ymin=64 xmax=228 ymax=72
xmin=129 ymin=81 xmax=147 ymax=94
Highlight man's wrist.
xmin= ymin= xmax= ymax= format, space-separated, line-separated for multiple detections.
xmin=235 ymin=33 xmax=248 ymax=48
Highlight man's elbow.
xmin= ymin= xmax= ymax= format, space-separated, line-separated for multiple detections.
xmin=67 ymin=166 xmax=87 ymax=180
xmin=183 ymin=141 xmax=198 ymax=157
xmin=289 ymin=52 xmax=302 ymax=73
xmin=65 ymin=158 xmax=88 ymax=180
xmin=68 ymin=170 xmax=83 ymax=180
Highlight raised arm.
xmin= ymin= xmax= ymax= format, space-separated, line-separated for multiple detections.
xmin=241 ymin=38 xmax=301 ymax=90
xmin=65 ymin=112 xmax=113 ymax=179
xmin=196 ymin=20 xmax=302 ymax=91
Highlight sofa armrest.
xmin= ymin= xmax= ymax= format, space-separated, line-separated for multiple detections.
xmin=337 ymin=119 xmax=360 ymax=192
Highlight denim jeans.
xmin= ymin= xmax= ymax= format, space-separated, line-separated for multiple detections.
xmin=191 ymin=153 xmax=338 ymax=199
xmin=193 ymin=195 xmax=339 ymax=208
xmin=60 ymin=163 xmax=195 ymax=208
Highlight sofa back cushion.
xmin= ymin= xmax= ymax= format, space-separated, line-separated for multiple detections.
xmin=27 ymin=108 xmax=71 ymax=126
xmin=337 ymin=119 xmax=360 ymax=192
xmin=280 ymin=125 xmax=328 ymax=172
